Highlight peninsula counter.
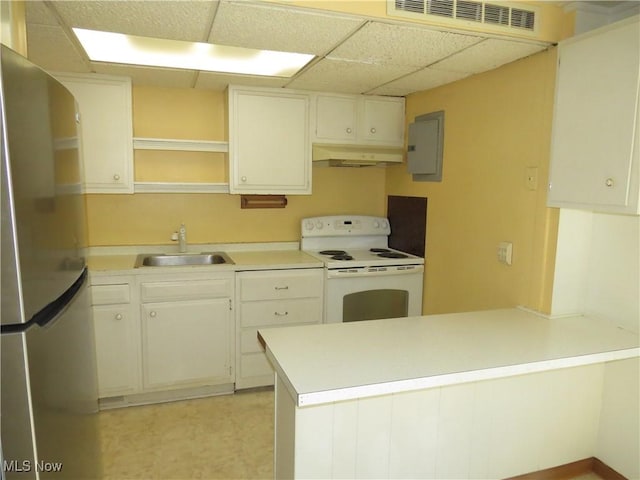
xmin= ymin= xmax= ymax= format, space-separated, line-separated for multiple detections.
xmin=259 ymin=308 xmax=639 ymax=479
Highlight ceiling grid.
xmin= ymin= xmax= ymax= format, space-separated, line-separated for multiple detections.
xmin=24 ymin=0 xmax=556 ymax=95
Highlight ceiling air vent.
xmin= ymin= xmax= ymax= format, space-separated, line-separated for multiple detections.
xmin=391 ymin=0 xmax=537 ymax=33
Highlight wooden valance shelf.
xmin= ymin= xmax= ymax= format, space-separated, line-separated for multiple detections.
xmin=240 ymin=195 xmax=288 ymax=209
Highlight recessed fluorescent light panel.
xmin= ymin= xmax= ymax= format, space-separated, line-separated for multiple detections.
xmin=73 ymin=28 xmax=314 ymax=77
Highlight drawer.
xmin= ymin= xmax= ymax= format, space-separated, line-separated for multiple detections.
xmin=240 ymin=352 xmax=274 ymax=378
xmin=240 ymin=298 xmax=322 ymax=327
xmin=141 ymin=278 xmax=232 ymax=303
xmin=238 ymin=269 xmax=322 ymax=301
xmin=92 ymin=284 xmax=130 ymax=305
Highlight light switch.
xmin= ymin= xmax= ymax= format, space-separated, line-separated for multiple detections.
xmin=497 ymin=242 xmax=513 ymax=265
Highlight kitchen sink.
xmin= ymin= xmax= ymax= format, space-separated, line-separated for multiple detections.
xmin=134 ymin=252 xmax=234 ymax=268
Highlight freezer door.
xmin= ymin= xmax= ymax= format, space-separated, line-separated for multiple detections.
xmin=1 ymin=280 xmax=100 ymax=479
xmin=1 ymin=46 xmax=87 ymax=327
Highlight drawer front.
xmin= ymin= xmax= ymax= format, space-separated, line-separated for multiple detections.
xmin=239 ymin=269 xmax=322 ymax=301
xmin=240 ymin=298 xmax=322 ymax=327
xmin=92 ymin=284 xmax=131 ymax=305
xmin=141 ymin=278 xmax=232 ymax=303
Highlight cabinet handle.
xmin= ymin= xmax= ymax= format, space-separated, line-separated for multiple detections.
xmin=370 ymin=127 xmax=376 ymax=134
xmin=114 ymin=313 xmax=123 ymax=320
xmin=274 ymin=311 xmax=289 ymax=316
xmin=241 ymin=176 xmax=247 ymax=182
xmin=274 ymin=286 xmax=289 ymax=290
xmin=149 ymin=311 xmax=157 ymax=318
xmin=346 ymin=127 xmax=352 ymax=134
xmin=605 ymin=178 xmax=614 ymax=187
xmin=113 ymin=174 xmax=121 ymax=181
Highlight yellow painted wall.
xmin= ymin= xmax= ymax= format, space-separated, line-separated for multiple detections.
xmin=386 ymin=48 xmax=559 ymax=315
xmin=86 ymin=86 xmax=386 ymax=246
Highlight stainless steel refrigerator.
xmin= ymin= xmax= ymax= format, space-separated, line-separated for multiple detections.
xmin=1 ymin=46 xmax=100 ymax=479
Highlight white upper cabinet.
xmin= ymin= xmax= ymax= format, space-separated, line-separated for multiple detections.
xmin=361 ymin=97 xmax=405 ymax=145
xmin=314 ymin=94 xmax=358 ymax=142
xmin=228 ymin=86 xmax=311 ymax=195
xmin=312 ymin=93 xmax=405 ymax=147
xmin=56 ymin=73 xmax=134 ymax=194
xmin=548 ymin=16 xmax=640 ymax=214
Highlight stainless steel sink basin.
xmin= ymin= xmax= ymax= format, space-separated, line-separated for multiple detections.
xmin=134 ymin=252 xmax=234 ymax=268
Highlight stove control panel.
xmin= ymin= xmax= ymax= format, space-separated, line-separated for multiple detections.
xmin=302 ymin=215 xmax=390 ymax=237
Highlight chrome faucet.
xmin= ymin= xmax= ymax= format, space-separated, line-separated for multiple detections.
xmin=172 ymin=223 xmax=188 ymax=253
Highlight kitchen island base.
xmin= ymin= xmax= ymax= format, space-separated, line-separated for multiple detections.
xmin=262 ymin=309 xmax=639 ymax=480
xmin=274 ymin=364 xmax=610 ymax=479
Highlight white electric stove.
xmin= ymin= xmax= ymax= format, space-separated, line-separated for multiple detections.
xmin=301 ymin=215 xmax=424 ymax=323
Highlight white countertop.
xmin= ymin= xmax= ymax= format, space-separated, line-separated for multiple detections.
xmin=259 ymin=308 xmax=639 ymax=407
xmin=86 ymin=244 xmax=322 ymax=274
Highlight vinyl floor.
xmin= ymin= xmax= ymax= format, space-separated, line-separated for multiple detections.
xmin=97 ymin=389 xmax=274 ymax=480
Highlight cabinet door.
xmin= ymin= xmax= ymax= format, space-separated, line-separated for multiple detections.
xmin=315 ymin=94 xmax=358 ymax=142
xmin=548 ymin=19 xmax=639 ymax=213
xmin=93 ymin=305 xmax=139 ymax=397
xmin=57 ymin=74 xmax=134 ymax=193
xmin=361 ymin=97 xmax=405 ymax=146
xmin=142 ymin=299 xmax=232 ymax=390
xmin=229 ymin=88 xmax=311 ymax=194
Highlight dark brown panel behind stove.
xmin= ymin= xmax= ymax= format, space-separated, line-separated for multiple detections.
xmin=387 ymin=196 xmax=427 ymax=258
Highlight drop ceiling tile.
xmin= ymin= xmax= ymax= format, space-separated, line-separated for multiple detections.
xmin=368 ymin=68 xmax=471 ymax=96
xmin=53 ymin=1 xmax=217 ymax=42
xmin=91 ymin=63 xmax=197 ymax=89
xmin=195 ymin=71 xmax=289 ymax=91
xmin=288 ymin=58 xmax=416 ymax=95
xmin=209 ymin=1 xmax=364 ymax=55
xmin=25 ymin=2 xmax=59 ymax=26
xmin=433 ymin=38 xmax=548 ymax=74
xmin=27 ymin=24 xmax=90 ymax=74
xmin=328 ymin=21 xmax=483 ymax=67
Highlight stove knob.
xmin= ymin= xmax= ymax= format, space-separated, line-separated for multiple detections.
xmin=315 ymin=220 xmax=324 ymax=230
xmin=304 ymin=220 xmax=314 ymax=231
xmin=382 ymin=220 xmax=389 ymax=229
xmin=373 ymin=220 xmax=380 ymax=228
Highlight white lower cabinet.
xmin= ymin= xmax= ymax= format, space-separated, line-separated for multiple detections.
xmin=140 ymin=273 xmax=235 ymax=392
xmin=91 ymin=275 xmax=141 ymax=398
xmin=142 ymin=298 xmax=232 ymax=389
xmin=235 ymin=269 xmax=323 ymax=389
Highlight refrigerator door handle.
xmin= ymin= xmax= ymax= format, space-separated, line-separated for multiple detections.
xmin=34 ymin=268 xmax=88 ymax=328
xmin=1 ymin=269 xmax=88 ymax=334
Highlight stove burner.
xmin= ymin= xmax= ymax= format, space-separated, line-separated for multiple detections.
xmin=377 ymin=252 xmax=409 ymax=259
xmin=370 ymin=248 xmax=391 ymax=253
xmin=331 ymin=254 xmax=354 ymax=261
xmin=319 ymin=250 xmax=347 ymax=256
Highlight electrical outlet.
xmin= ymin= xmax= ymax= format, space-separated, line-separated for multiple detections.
xmin=497 ymin=242 xmax=513 ymax=265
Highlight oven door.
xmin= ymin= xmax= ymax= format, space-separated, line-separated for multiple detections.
xmin=324 ymin=266 xmax=424 ymax=323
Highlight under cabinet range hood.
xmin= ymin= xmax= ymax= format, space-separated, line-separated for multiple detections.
xmin=312 ymin=144 xmax=404 ymax=167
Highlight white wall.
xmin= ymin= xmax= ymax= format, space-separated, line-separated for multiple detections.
xmin=551 ymin=209 xmax=640 ymax=333
xmin=551 ymin=209 xmax=640 ymax=477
